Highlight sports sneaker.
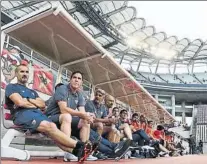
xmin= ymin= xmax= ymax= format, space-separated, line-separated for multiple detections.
xmin=129 ymin=140 xmax=140 ymax=149
xmin=114 ymin=140 xmax=125 ymax=153
xmin=72 ymin=141 xmax=92 ymax=162
xmin=159 ymin=151 xmax=168 ymax=157
xmin=110 ymin=139 xmax=131 ymax=158
xmin=93 ymin=151 xmax=108 ymax=160
xmin=131 ymin=152 xmax=145 ymax=159
xmin=64 ymin=153 xmax=98 ymax=162
xmin=91 ymin=136 xmax=101 ymax=154
xmin=86 ymin=155 xmax=98 ymax=161
xmin=64 ymin=152 xmax=78 ymax=162
xmin=141 ymin=145 xmax=155 ymax=150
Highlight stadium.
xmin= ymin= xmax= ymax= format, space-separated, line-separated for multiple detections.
xmin=1 ymin=1 xmax=207 ymax=164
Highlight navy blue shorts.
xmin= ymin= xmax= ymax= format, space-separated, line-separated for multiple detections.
xmin=48 ymin=114 xmax=60 ymax=125
xmin=48 ymin=114 xmax=80 ymax=137
xmin=48 ymin=114 xmax=80 ymax=128
xmin=13 ymin=109 xmax=51 ymax=133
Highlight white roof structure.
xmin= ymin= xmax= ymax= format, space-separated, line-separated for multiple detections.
xmin=1 ymin=2 xmax=175 ymax=123
xmin=2 ymin=1 xmax=206 ymax=75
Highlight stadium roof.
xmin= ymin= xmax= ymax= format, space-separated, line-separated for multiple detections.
xmin=1 ymin=1 xmax=207 ymax=75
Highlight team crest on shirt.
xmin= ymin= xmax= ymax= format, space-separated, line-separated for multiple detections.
xmin=32 ymin=119 xmax=36 ymax=125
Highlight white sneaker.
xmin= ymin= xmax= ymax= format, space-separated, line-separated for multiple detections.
xmin=164 ymin=154 xmax=170 ymax=157
xmin=159 ymin=151 xmax=169 ymax=157
xmin=63 ymin=152 xmax=78 ymax=162
xmin=142 ymin=145 xmax=155 ymax=150
xmin=86 ymin=155 xmax=98 ymax=161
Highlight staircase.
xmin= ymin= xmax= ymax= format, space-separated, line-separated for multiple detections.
xmin=168 ymin=126 xmax=190 ymax=139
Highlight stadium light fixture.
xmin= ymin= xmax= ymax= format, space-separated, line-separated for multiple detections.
xmin=125 ymin=36 xmax=150 ymax=50
xmin=151 ymin=47 xmax=177 ymax=60
xmin=125 ymin=36 xmax=138 ymax=48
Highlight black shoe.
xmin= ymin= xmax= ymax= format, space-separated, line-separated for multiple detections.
xmin=114 ymin=140 xmax=125 ymax=153
xmin=112 ymin=139 xmax=131 ymax=158
xmin=91 ymin=136 xmax=101 ymax=153
xmin=72 ymin=141 xmax=92 ymax=162
xmin=130 ymin=140 xmax=140 ymax=149
xmin=131 ymin=152 xmax=145 ymax=159
xmin=93 ymin=151 xmax=108 ymax=160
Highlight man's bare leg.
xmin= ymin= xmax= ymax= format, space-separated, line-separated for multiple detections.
xmin=119 ymin=123 xmax=133 ymax=140
xmin=93 ymin=122 xmax=104 ymax=135
xmin=59 ymin=113 xmax=72 ymax=137
xmin=37 ymin=121 xmax=77 ymax=148
xmin=159 ymin=144 xmax=170 ymax=153
xmin=79 ymin=119 xmax=90 ymax=142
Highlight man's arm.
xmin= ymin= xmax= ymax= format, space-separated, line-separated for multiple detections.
xmin=130 ymin=124 xmax=137 ymax=132
xmin=9 ymin=93 xmax=37 ymax=108
xmin=59 ymin=102 xmax=93 ymax=123
xmin=94 ymin=117 xmax=110 ymax=123
xmin=28 ymin=97 xmax=45 ymax=109
xmin=58 ymin=101 xmax=87 ymax=118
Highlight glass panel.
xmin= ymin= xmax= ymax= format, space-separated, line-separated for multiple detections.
xmin=175 ymin=64 xmax=188 ymax=74
xmin=193 ymin=64 xmax=207 ymax=73
xmin=139 ymin=65 xmax=150 ymax=72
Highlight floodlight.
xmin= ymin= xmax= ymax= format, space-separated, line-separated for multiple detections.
xmin=125 ymin=36 xmax=138 ymax=48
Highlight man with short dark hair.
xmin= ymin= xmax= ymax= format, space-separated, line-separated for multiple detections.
xmin=45 ymin=71 xmax=93 ymax=141
xmin=5 ymin=65 xmax=92 ymax=162
xmin=114 ymin=109 xmax=134 ymax=140
xmin=131 ymin=113 xmax=150 ymax=144
xmin=45 ymin=71 xmax=96 ymax=161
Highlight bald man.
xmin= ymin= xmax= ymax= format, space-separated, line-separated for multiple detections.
xmin=105 ymin=95 xmax=115 ymax=117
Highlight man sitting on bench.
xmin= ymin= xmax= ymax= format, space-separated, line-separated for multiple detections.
xmin=45 ymin=71 xmax=96 ymax=161
xmin=5 ymin=64 xmax=92 ymax=162
xmin=85 ymin=88 xmax=116 ymax=135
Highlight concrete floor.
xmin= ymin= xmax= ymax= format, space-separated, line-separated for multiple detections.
xmin=2 ymin=155 xmax=207 ymax=164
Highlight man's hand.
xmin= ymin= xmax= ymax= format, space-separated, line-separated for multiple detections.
xmin=108 ymin=118 xmax=116 ymax=124
xmin=79 ymin=112 xmax=94 ymax=124
xmin=88 ymin=112 xmax=96 ymax=118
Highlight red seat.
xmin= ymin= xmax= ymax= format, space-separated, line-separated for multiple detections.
xmin=3 ymin=104 xmax=8 ymax=109
xmin=4 ymin=113 xmax=12 ymax=120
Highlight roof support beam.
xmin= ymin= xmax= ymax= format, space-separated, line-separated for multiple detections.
xmin=84 ymin=61 xmax=94 ymax=84
xmin=155 ymin=60 xmax=160 ymax=74
xmin=61 ymin=53 xmax=101 ymax=67
xmin=5 ymin=1 xmax=43 ymax=12
xmin=49 ymin=33 xmax=61 ymax=63
xmin=173 ymin=63 xmax=176 ymax=74
xmin=189 ymin=42 xmax=204 ymax=65
xmin=80 ymin=6 xmax=127 ymax=27
xmin=136 ymin=58 xmax=142 ymax=72
xmin=116 ymin=17 xmax=144 ymax=28
xmin=191 ymin=61 xmax=194 ymax=74
xmin=106 ymin=71 xmax=115 ymax=96
xmin=95 ymin=77 xmax=129 ymax=86
xmin=119 ymin=53 xmax=125 ymax=65
xmin=1 ymin=11 xmax=14 ymax=25
xmin=116 ymin=92 xmax=143 ymax=99
xmin=103 ymin=40 xmax=118 ymax=49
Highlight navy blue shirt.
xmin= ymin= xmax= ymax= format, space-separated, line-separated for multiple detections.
xmin=45 ymin=84 xmax=85 ymax=116
xmin=85 ymin=100 xmax=107 ymax=119
xmin=5 ymin=83 xmax=39 ymax=118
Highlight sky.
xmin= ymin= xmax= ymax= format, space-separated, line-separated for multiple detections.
xmin=128 ymin=1 xmax=207 ymax=42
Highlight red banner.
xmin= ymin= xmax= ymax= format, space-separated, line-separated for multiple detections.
xmin=32 ymin=65 xmax=53 ymax=96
